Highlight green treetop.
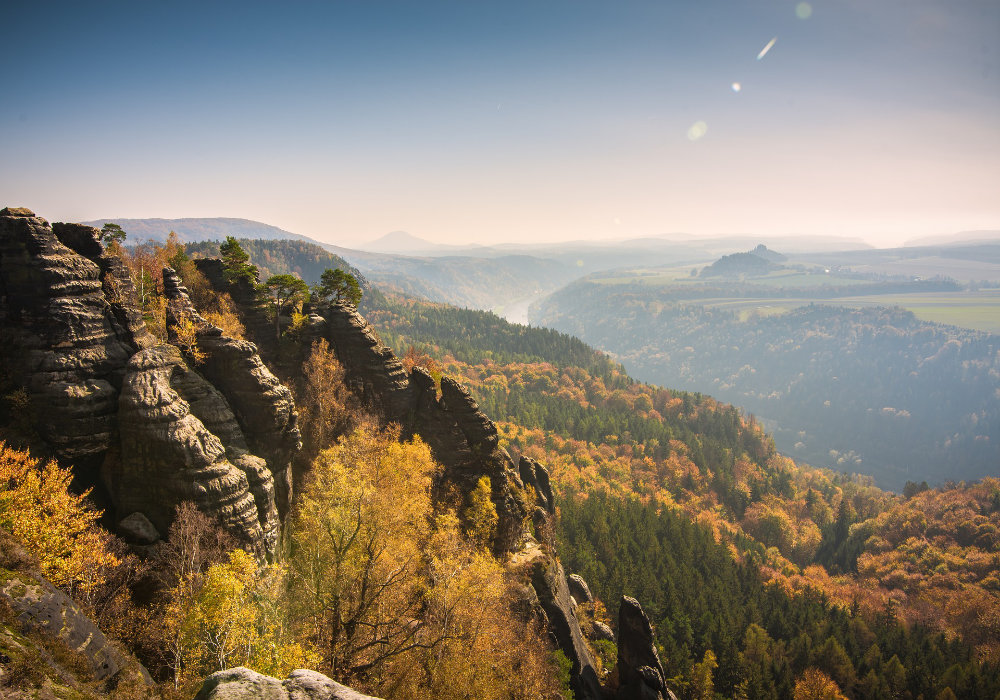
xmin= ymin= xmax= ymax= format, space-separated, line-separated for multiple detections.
xmin=99 ymin=222 xmax=127 ymax=247
xmin=261 ymin=274 xmax=310 ymax=340
xmin=314 ymin=268 xmax=363 ymax=307
xmin=219 ymin=236 xmax=259 ymax=285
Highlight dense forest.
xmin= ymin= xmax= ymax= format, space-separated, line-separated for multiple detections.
xmin=368 ymin=292 xmax=1000 ymax=698
xmin=533 ymin=279 xmax=999 ymax=489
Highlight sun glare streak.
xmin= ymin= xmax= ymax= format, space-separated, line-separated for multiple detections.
xmin=757 ymin=37 xmax=777 ymax=60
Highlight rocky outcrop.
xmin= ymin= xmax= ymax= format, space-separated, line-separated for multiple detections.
xmin=0 ymin=569 xmax=151 ymax=686
xmin=320 ymin=301 xmax=413 ymax=418
xmin=194 ymin=667 xmax=382 ymax=700
xmin=114 ymin=345 xmax=279 ymax=558
xmin=616 ymin=596 xmax=673 ymax=700
xmin=164 ymin=266 xmax=301 ymax=516
xmin=0 ymin=209 xmax=151 ymax=471
xmin=520 ymin=456 xmax=555 ymax=514
xmin=568 ymin=573 xmax=593 ymax=604
xmin=0 ymin=209 xmax=296 ymax=556
xmin=529 ymin=556 xmax=603 ymax=700
xmin=318 ymin=302 xmax=529 ymax=553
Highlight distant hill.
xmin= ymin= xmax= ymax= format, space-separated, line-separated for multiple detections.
xmin=904 ymin=229 xmax=1000 ymax=247
xmin=700 ymin=246 xmax=783 ymax=277
xmin=81 ymin=217 xmax=321 ymax=245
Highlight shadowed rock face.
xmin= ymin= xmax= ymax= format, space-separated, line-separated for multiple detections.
xmin=115 ymin=345 xmax=279 ymax=557
xmin=164 ymin=267 xmax=301 ymax=517
xmin=529 ymin=557 xmax=603 ymax=700
xmin=617 ymin=596 xmax=673 ymax=700
xmin=0 ymin=210 xmax=152 ymax=465
xmin=0 ymin=210 xmax=296 ymax=557
xmin=519 ymin=455 xmax=555 ymax=515
xmin=318 ymin=302 xmax=529 ymax=553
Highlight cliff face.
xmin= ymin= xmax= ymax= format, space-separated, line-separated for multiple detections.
xmin=0 ymin=209 xmax=297 ymax=558
xmin=318 ymin=302 xmax=529 ymax=552
xmin=315 ymin=301 xmax=602 ymax=699
xmin=0 ymin=210 xmax=152 ymax=472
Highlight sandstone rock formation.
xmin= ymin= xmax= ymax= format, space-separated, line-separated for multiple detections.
xmin=616 ymin=596 xmax=674 ymax=700
xmin=115 ymin=344 xmax=280 ymax=557
xmin=164 ymin=266 xmax=300 ymax=516
xmin=0 ymin=209 xmax=297 ymax=556
xmin=568 ymin=573 xmax=594 ymax=604
xmin=0 ymin=209 xmax=152 ymax=477
xmin=529 ymin=557 xmax=603 ymax=700
xmin=304 ymin=301 xmax=605 ymax=697
xmin=194 ymin=667 xmax=382 ymax=700
xmin=0 ymin=568 xmax=151 ymax=685
xmin=317 ymin=301 xmax=529 ymax=553
xmin=519 ymin=455 xmax=556 ymax=515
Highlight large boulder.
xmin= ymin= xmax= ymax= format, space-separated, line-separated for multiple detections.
xmin=194 ymin=667 xmax=382 ymax=700
xmin=568 ymin=573 xmax=594 ymax=604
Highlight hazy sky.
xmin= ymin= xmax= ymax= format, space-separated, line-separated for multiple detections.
xmin=2 ymin=1 xmax=998 ymax=247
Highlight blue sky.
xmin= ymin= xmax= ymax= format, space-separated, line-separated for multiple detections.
xmin=2 ymin=0 xmax=997 ymax=247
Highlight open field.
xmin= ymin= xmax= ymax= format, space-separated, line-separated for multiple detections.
xmin=583 ymin=263 xmax=1000 ymax=334
xmin=699 ymin=292 xmax=1000 ymax=333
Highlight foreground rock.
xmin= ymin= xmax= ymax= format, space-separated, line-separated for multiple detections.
xmin=194 ymin=667 xmax=382 ymax=700
xmin=0 ymin=567 xmax=151 ymax=686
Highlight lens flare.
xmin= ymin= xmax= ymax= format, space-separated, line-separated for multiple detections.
xmin=687 ymin=121 xmax=708 ymax=141
xmin=796 ymin=2 xmax=813 ymax=19
xmin=757 ymin=37 xmax=777 ymax=60
xmin=731 ymin=82 xmax=742 ymax=92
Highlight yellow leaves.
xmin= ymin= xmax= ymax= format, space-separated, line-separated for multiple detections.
xmin=164 ymin=549 xmax=310 ymax=691
xmin=0 ymin=442 xmax=118 ymax=592
xmin=793 ymin=668 xmax=848 ymax=700
xmin=463 ymin=476 xmax=499 ymax=549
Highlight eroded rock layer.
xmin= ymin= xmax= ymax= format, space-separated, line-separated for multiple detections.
xmin=318 ymin=301 xmax=529 ymax=552
xmin=0 ymin=209 xmax=150 ymax=463
xmin=0 ymin=209 xmax=295 ymax=556
xmin=115 ymin=345 xmax=278 ymax=557
xmin=164 ymin=266 xmax=300 ymax=516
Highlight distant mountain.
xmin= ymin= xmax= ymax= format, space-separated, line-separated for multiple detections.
xmin=360 ymin=230 xmax=481 ymax=255
xmin=904 ymin=230 xmax=1000 ymax=247
xmin=81 ymin=217 xmax=321 ymax=245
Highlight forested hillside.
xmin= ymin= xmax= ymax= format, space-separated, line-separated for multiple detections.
xmin=184 ymin=238 xmax=362 ymax=286
xmin=369 ymin=293 xmax=1000 ymax=698
xmin=533 ymin=277 xmax=999 ymax=489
